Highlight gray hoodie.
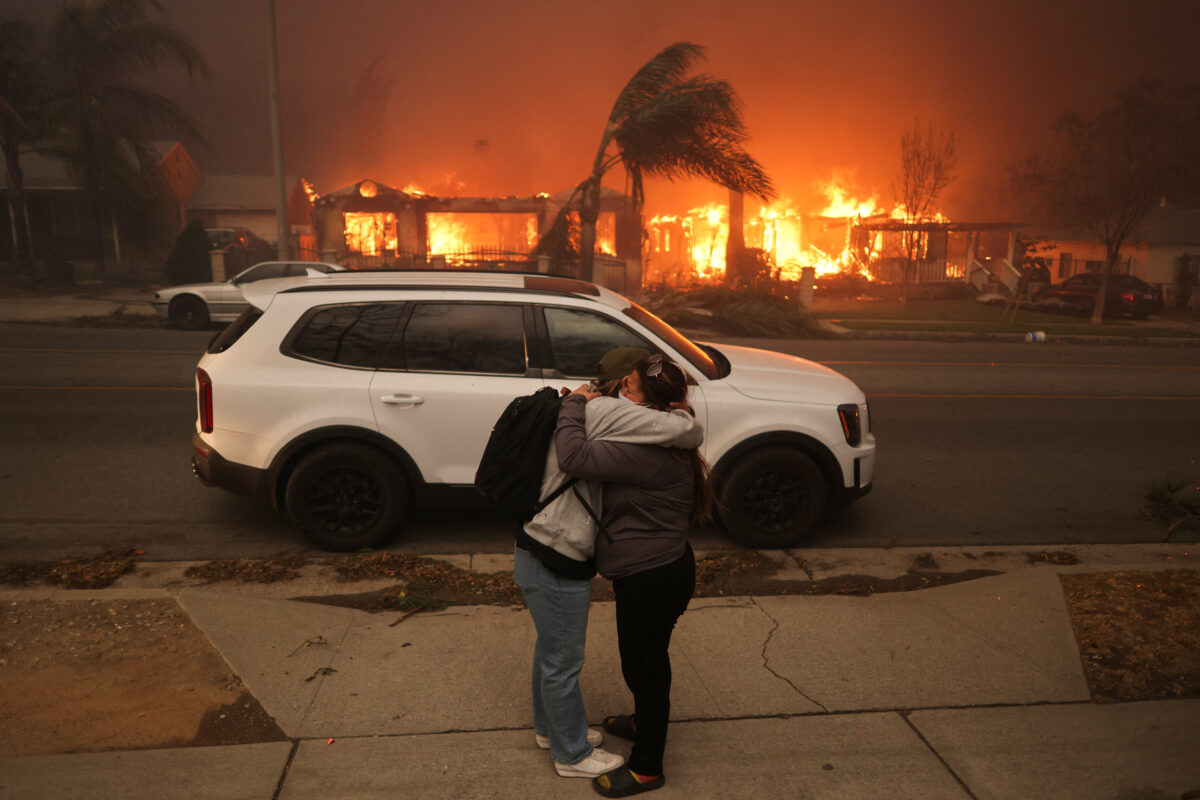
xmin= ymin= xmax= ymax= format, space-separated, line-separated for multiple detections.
xmin=521 ymin=395 xmax=702 ymax=562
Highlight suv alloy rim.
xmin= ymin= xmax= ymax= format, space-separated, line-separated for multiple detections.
xmin=305 ymin=465 xmax=382 ymax=533
xmin=741 ymin=470 xmax=806 ymax=531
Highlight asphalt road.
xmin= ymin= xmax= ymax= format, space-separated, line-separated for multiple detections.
xmin=1 ymin=324 xmax=1197 ymax=562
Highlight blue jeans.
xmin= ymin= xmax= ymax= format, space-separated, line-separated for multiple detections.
xmin=513 ymin=545 xmax=594 ymax=765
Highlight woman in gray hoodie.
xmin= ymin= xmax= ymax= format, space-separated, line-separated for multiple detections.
xmin=514 ymin=347 xmax=702 ymax=779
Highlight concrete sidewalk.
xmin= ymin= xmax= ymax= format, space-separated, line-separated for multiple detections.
xmin=0 ymin=285 xmax=160 ymax=323
xmin=2 ymin=546 xmax=1198 ymax=799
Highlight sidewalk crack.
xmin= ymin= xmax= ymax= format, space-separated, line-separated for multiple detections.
xmin=900 ymin=712 xmax=979 ymax=800
xmin=751 ymin=597 xmax=828 ymax=712
xmin=296 ymin=617 xmax=356 ymax=731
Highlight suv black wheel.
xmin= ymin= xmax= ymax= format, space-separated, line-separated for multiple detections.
xmin=718 ymin=446 xmax=827 ymax=548
xmin=284 ymin=443 xmax=408 ymax=551
xmin=169 ymin=296 xmax=210 ymax=330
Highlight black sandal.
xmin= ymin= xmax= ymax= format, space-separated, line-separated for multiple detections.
xmin=602 ymin=714 xmax=639 ymax=741
xmin=593 ymin=767 xmax=665 ymax=797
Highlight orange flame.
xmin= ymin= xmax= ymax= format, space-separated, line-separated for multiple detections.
xmin=344 ymin=212 xmax=397 ymax=256
xmin=644 ymin=180 xmax=943 ymax=285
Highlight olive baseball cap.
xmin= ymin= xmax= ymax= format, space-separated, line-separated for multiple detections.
xmin=595 ymin=347 xmax=651 ymax=383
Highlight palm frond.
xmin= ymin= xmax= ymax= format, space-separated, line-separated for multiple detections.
xmin=97 ymin=21 xmax=208 ymax=79
xmin=611 ymin=78 xmax=775 ymax=200
xmin=608 ymin=42 xmax=705 ymax=126
xmin=95 ymin=82 xmax=207 ymax=146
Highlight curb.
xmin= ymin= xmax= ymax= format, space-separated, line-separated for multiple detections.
xmin=3 ymin=543 xmax=1195 ymax=603
xmin=833 ymin=328 xmax=1200 ymax=347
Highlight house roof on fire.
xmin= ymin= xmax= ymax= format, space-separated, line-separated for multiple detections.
xmin=309 ymin=180 xmax=632 ymax=208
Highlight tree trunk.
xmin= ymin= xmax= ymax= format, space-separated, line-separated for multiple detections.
xmin=1090 ymin=244 xmax=1119 ymax=326
xmin=578 ymin=176 xmax=600 ymax=281
xmin=725 ymin=188 xmax=745 ymax=286
xmin=3 ymin=144 xmax=34 ymax=288
xmin=89 ymin=191 xmax=108 ymax=283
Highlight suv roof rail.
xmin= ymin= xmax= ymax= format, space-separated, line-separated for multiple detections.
xmin=274 ymin=269 xmax=602 ymax=298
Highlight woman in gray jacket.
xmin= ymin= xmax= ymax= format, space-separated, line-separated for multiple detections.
xmin=514 ymin=348 xmax=703 ymax=779
xmin=555 ymin=354 xmax=711 ymax=798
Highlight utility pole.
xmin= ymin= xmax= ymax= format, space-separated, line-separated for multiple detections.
xmin=267 ymin=0 xmax=291 ymax=259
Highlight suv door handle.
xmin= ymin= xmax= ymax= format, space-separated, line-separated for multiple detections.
xmin=380 ymin=393 xmax=425 ymax=406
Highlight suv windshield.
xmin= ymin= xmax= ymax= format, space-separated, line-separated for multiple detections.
xmin=622 ymin=302 xmax=722 ymax=379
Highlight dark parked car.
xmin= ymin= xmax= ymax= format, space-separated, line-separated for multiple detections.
xmin=1034 ymin=272 xmax=1164 ymax=318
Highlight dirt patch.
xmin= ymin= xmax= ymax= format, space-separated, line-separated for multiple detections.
xmin=0 ymin=549 xmax=139 ymax=589
xmin=0 ymin=598 xmax=285 ymax=757
xmin=1027 ymin=550 xmax=1081 ymax=566
xmin=184 ymin=554 xmax=311 ymax=584
xmin=285 ymin=552 xmax=526 ymax=613
xmin=1062 ymin=570 xmax=1200 ymax=703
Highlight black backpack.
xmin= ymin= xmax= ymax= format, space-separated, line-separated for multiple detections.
xmin=475 ymin=387 xmax=579 ymax=521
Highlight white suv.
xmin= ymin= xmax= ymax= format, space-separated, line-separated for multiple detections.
xmin=192 ymin=271 xmax=875 ymax=550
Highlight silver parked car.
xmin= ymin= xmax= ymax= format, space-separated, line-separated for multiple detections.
xmin=153 ymin=261 xmax=346 ymax=329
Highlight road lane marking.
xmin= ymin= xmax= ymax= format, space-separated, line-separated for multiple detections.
xmin=0 ymin=347 xmax=199 ymax=355
xmin=0 ymin=385 xmax=191 ymax=391
xmin=870 ymin=392 xmax=1200 ymax=400
xmin=0 ymin=386 xmax=1194 ymax=400
xmin=819 ymin=360 xmax=1200 ymax=370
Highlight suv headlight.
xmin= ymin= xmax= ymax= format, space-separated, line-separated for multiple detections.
xmin=837 ymin=403 xmax=862 ymax=446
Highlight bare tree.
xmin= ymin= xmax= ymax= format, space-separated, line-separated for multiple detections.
xmin=1011 ymin=81 xmax=1200 ymax=324
xmin=892 ymin=120 xmax=958 ymax=301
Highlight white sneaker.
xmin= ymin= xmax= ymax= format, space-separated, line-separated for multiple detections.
xmin=535 ymin=728 xmax=603 ymax=750
xmin=554 ymin=746 xmax=625 ymax=778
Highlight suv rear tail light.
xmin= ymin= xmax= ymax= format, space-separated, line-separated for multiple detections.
xmin=197 ymin=367 xmax=213 ymax=433
xmin=1120 ymin=291 xmax=1136 ymax=303
xmin=837 ymin=403 xmax=861 ymax=446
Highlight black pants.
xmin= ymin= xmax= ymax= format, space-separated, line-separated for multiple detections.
xmin=612 ymin=545 xmax=695 ymax=776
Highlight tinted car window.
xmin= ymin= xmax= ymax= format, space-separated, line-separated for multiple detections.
xmin=287 ymin=303 xmax=405 ymax=367
xmin=403 ymin=303 xmax=527 ymax=374
xmin=207 ymin=308 xmax=263 ymax=354
xmin=235 ymin=263 xmax=288 ymax=284
xmin=543 ymin=307 xmax=653 ymax=378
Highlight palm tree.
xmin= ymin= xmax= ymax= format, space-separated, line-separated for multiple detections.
xmin=0 ymin=17 xmax=43 ymax=286
xmin=550 ymin=42 xmax=774 ymax=278
xmin=42 ymin=0 xmax=207 ymax=282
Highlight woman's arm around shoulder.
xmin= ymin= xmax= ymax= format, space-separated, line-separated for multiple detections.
xmin=584 ymin=395 xmax=703 ymax=448
xmin=556 ymin=395 xmax=659 ymax=481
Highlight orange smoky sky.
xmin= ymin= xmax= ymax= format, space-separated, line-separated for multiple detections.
xmin=49 ymin=0 xmax=1200 ymax=220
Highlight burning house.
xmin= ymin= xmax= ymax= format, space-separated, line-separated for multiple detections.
xmin=307 ymin=179 xmax=644 ymax=293
xmin=645 ymin=183 xmax=1024 ymax=296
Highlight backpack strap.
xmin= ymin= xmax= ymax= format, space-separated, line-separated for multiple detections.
xmin=572 ymin=486 xmax=611 ymax=545
xmin=532 ymin=476 xmax=578 ymax=516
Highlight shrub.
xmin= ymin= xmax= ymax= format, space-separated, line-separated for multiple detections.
xmin=638 ymin=284 xmax=822 ymax=338
xmin=164 ymin=221 xmax=212 ymax=285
